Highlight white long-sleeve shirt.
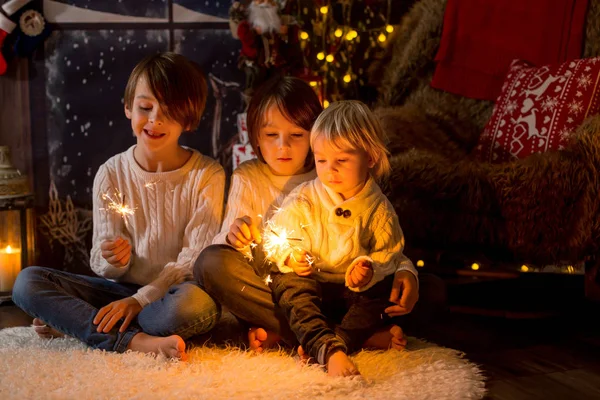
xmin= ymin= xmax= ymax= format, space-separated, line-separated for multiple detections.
xmin=90 ymin=145 xmax=225 ymax=307
xmin=213 ymin=159 xmax=317 ymax=250
xmin=269 ymin=177 xmax=418 ymax=292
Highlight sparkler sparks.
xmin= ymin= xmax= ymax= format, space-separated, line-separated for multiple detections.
xmin=242 ymin=211 xmax=316 ymax=269
xmin=100 ymin=190 xmax=136 ymax=227
xmin=262 ymin=220 xmax=304 ymax=261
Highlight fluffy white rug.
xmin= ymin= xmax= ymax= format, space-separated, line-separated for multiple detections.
xmin=0 ymin=327 xmax=485 ymax=400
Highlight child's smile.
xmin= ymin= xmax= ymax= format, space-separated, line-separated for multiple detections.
xmin=125 ymin=76 xmax=184 ymax=154
xmin=143 ymin=129 xmax=166 ymax=139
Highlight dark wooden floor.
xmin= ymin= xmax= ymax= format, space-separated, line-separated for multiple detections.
xmin=1 ymin=274 xmax=599 ymax=399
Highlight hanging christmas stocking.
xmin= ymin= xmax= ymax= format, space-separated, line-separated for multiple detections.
xmin=1 ymin=0 xmax=50 ymax=58
xmin=0 ymin=12 xmax=16 ymax=75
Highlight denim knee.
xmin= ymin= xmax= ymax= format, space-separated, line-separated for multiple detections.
xmin=138 ymin=283 xmax=220 ymax=339
xmin=12 ymin=266 xmax=46 ymax=311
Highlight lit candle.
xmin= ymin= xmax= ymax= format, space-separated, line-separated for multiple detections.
xmin=0 ymin=245 xmax=21 ymax=292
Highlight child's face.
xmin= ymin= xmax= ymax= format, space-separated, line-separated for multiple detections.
xmin=125 ymin=76 xmax=184 ymax=154
xmin=258 ymin=105 xmax=311 ymax=176
xmin=313 ymin=135 xmax=375 ymax=201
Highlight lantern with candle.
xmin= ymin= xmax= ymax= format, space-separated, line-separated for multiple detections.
xmin=0 ymin=146 xmax=34 ymax=303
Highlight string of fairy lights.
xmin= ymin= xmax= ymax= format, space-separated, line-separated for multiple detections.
xmin=290 ymin=0 xmax=395 ymax=105
xmin=412 ymin=259 xmax=582 ymax=274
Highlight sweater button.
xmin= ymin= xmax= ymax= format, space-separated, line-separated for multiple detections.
xmin=343 ymin=209 xmax=351 ymax=218
xmin=335 ymin=207 xmax=343 ymax=216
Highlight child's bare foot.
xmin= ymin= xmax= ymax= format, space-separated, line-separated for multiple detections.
xmin=248 ymin=327 xmax=280 ymax=352
xmin=297 ymin=345 xmax=312 ymax=364
xmin=363 ymin=325 xmax=407 ymax=350
xmin=128 ymin=332 xmax=187 ymax=361
xmin=32 ymin=318 xmax=65 ymax=339
xmin=327 ymin=350 xmax=360 ymax=377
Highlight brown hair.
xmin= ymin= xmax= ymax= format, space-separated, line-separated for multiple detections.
xmin=246 ymin=76 xmax=323 ymax=165
xmin=311 ymin=100 xmax=392 ymax=182
xmin=124 ymin=52 xmax=207 ymax=131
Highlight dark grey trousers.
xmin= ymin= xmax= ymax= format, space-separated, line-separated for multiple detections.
xmin=194 ymin=244 xmax=447 ymax=348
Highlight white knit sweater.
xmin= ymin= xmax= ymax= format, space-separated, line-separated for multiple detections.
xmin=213 ymin=159 xmax=317 ymax=252
xmin=269 ymin=177 xmax=418 ymax=292
xmin=90 ymin=146 xmax=225 ymax=307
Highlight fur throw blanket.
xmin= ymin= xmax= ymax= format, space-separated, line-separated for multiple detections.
xmin=374 ymin=0 xmax=600 ymax=265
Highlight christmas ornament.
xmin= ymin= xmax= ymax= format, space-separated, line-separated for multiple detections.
xmin=1 ymin=0 xmax=50 ymax=58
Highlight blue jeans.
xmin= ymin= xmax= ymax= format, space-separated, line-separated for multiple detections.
xmin=12 ymin=266 xmax=219 ymax=353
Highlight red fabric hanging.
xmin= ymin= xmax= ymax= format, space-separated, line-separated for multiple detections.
xmin=430 ymin=0 xmax=589 ymax=101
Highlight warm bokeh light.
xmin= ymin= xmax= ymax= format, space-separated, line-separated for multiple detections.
xmin=300 ymin=31 xmax=309 ymax=40
xmin=386 ymin=25 xmax=394 ymax=33
xmin=416 ymin=260 xmax=425 ymax=267
xmin=471 ymin=263 xmax=480 ymax=271
xmin=346 ymin=30 xmax=358 ymax=40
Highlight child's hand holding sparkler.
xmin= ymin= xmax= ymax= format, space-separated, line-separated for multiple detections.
xmin=347 ymin=259 xmax=374 ymax=288
xmin=227 ymin=215 xmax=262 ymax=248
xmin=286 ymin=249 xmax=313 ymax=277
xmin=100 ymin=236 xmax=131 ymax=267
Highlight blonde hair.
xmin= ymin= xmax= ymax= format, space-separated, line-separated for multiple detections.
xmin=310 ymin=100 xmax=391 ymax=182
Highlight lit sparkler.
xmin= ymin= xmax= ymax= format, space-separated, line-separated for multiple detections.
xmin=243 ymin=211 xmax=316 ymax=270
xmin=262 ymin=220 xmax=303 ymax=260
xmin=100 ymin=190 xmax=136 ymax=228
xmin=262 ymin=220 xmax=316 ymax=267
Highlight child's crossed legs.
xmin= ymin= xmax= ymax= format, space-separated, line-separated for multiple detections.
xmin=270 ymin=272 xmax=401 ymax=377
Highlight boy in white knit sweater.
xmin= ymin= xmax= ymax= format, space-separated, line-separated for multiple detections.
xmin=13 ymin=53 xmax=224 ymax=360
xmin=194 ymin=76 xmax=322 ymax=350
xmin=266 ymin=100 xmax=418 ymax=376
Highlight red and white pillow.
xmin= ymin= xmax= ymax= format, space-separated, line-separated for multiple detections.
xmin=475 ymin=57 xmax=600 ymax=163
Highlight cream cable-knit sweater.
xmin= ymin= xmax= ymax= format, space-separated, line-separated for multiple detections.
xmin=269 ymin=177 xmax=418 ymax=292
xmin=213 ymin=159 xmax=317 ymax=253
xmin=90 ymin=145 xmax=225 ymax=307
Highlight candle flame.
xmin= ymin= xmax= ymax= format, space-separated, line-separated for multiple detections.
xmin=5 ymin=245 xmax=13 ymax=253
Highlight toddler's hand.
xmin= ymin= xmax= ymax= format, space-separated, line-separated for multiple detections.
xmin=100 ymin=237 xmax=131 ymax=267
xmin=286 ymin=249 xmax=312 ymax=277
xmin=227 ymin=215 xmax=262 ymax=248
xmin=348 ymin=260 xmax=373 ymax=288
